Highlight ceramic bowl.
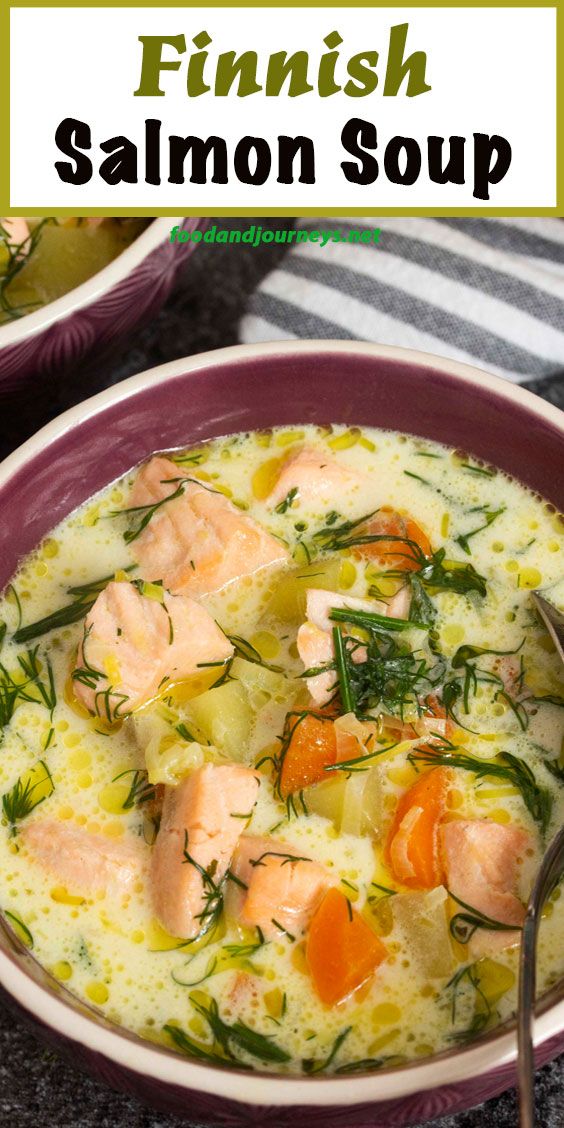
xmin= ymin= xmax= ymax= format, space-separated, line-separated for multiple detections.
xmin=0 ymin=217 xmax=203 ymax=400
xmin=0 ymin=340 xmax=562 ymax=1128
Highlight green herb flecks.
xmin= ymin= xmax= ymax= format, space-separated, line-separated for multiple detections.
xmin=2 ymin=760 xmax=54 ymax=835
xmin=182 ymin=831 xmax=225 ymax=941
xmin=112 ymin=475 xmax=220 ymax=545
xmin=455 ymin=507 xmax=505 ymax=556
xmin=441 ymin=642 xmax=527 ymax=733
xmin=332 ymin=623 xmax=441 ymax=723
xmin=13 ymin=567 xmax=134 ymax=645
xmin=409 ymin=576 xmax=437 ymax=628
xmin=164 ymin=1022 xmax=249 ymax=1070
xmin=329 ymin=607 xmax=428 ymax=634
xmin=409 ymin=743 xmax=552 ymax=835
xmin=445 ymin=964 xmax=494 ymax=1043
xmin=3 ymin=910 xmax=34 ymax=949
xmin=0 ymin=646 xmax=57 ymax=736
xmin=189 ymin=995 xmax=291 ymax=1064
xmin=112 ymin=768 xmax=156 ymax=810
xmin=0 ymin=219 xmax=55 ymax=321
xmin=227 ymin=633 xmax=283 ymax=673
xmin=275 ymin=487 xmax=298 ymax=514
xmin=302 ymin=1026 xmax=352 ymax=1074
xmin=447 ymin=890 xmax=522 ymax=946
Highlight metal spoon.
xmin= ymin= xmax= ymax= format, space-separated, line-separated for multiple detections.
xmin=517 ymin=591 xmax=564 ymax=1127
xmin=517 ymin=824 xmax=564 ymax=1127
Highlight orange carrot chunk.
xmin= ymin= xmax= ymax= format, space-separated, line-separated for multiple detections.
xmin=306 ymin=888 xmax=387 ymax=1006
xmin=385 ymin=767 xmax=452 ymax=889
xmin=279 ymin=713 xmax=338 ymax=797
xmin=353 ymin=506 xmax=432 ymax=572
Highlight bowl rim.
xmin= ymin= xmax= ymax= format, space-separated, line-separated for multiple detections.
xmin=0 ymin=338 xmax=563 ymax=1109
xmin=0 ymin=217 xmax=185 ymax=349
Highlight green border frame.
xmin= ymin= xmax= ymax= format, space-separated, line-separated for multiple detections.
xmin=1 ymin=0 xmax=562 ymax=216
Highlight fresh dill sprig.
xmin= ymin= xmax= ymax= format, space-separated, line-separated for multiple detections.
xmin=302 ymin=1026 xmax=352 ymax=1074
xmin=408 ymin=576 xmax=437 ymax=628
xmin=332 ymin=624 xmax=440 ymax=722
xmin=182 ymin=831 xmax=225 ymax=940
xmin=459 ymin=461 xmax=496 ymax=479
xmin=312 ymin=512 xmax=487 ymax=598
xmin=445 ymin=963 xmax=493 ymax=1043
xmin=455 ymin=506 xmax=506 ymax=556
xmin=329 ymin=607 xmax=428 ymax=633
xmin=0 ymin=219 xmax=55 ymax=321
xmin=409 ymin=744 xmax=552 ymax=835
xmin=447 ymin=889 xmax=522 ymax=946
xmin=13 ymin=567 xmax=134 ymax=644
xmin=112 ymin=476 xmax=220 ymax=545
xmin=0 ymin=646 xmax=57 ymax=733
xmin=189 ymin=995 xmax=291 ymax=1064
xmin=227 ymin=633 xmax=283 ymax=673
xmin=3 ymin=910 xmax=34 ymax=949
xmin=112 ymin=768 xmax=156 ymax=809
xmin=324 ymin=742 xmax=397 ymax=775
xmin=441 ymin=641 xmax=525 ymax=731
xmin=164 ymin=1022 xmax=249 ymax=1069
xmin=275 ymin=487 xmax=298 ymax=514
xmin=335 ymin=1056 xmax=392 ymax=1074
xmin=2 ymin=760 xmax=54 ymax=835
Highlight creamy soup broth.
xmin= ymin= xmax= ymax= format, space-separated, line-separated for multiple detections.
xmin=0 ymin=424 xmax=562 ymax=1074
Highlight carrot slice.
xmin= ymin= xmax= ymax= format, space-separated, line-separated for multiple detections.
xmin=353 ymin=507 xmax=432 ymax=572
xmin=279 ymin=713 xmax=337 ymax=797
xmin=306 ymin=888 xmax=387 ymax=1006
xmin=385 ymin=767 xmax=451 ymax=889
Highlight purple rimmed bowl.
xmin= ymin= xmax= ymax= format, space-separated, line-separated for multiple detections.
xmin=0 ymin=340 xmax=562 ymax=1128
xmin=0 ymin=217 xmax=204 ymax=402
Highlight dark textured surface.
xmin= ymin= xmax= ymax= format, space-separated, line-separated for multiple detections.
xmin=0 ymin=218 xmax=563 ymax=1127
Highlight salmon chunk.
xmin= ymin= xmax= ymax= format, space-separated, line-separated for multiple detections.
xmin=266 ymin=446 xmax=367 ymax=510
xmin=130 ymin=456 xmax=288 ymax=597
xmin=22 ymin=820 xmax=147 ymax=897
xmin=297 ymin=589 xmax=385 ymax=706
xmin=440 ymin=819 xmax=530 ymax=958
xmin=228 ymin=835 xmax=329 ymax=939
xmin=73 ymin=579 xmax=233 ymax=721
xmin=151 ymin=764 xmax=260 ymax=939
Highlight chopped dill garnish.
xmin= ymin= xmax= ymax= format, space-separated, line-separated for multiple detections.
xmin=227 ymin=633 xmax=283 ymax=673
xmin=189 ymin=995 xmax=291 ymax=1063
xmin=249 ymin=850 xmax=312 ymax=868
xmin=447 ymin=890 xmax=522 ymax=946
xmin=459 ymin=462 xmax=496 ymax=478
xmin=3 ymin=910 xmax=34 ymax=949
xmin=13 ymin=567 xmax=134 ymax=644
xmin=2 ymin=760 xmax=54 ymax=835
xmin=164 ymin=1022 xmax=249 ymax=1069
xmin=445 ymin=963 xmax=494 ymax=1043
xmin=112 ymin=768 xmax=156 ymax=809
xmin=368 ymin=881 xmax=397 ymax=904
xmin=302 ymin=1026 xmax=352 ymax=1074
xmin=0 ymin=646 xmax=57 ymax=733
xmin=0 ymin=219 xmax=55 ymax=321
xmin=409 ymin=743 xmax=552 ymax=835
xmin=275 ymin=487 xmax=298 ymax=514
xmin=455 ymin=506 xmax=505 ymax=556
xmin=112 ymin=475 xmax=219 ymax=545
xmin=331 ymin=620 xmax=441 ymax=723
xmin=182 ymin=831 xmax=225 ymax=940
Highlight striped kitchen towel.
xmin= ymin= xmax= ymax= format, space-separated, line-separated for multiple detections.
xmin=240 ymin=218 xmax=564 ymax=384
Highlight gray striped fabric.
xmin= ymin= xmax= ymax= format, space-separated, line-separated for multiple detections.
xmin=241 ymin=218 xmax=564 ymax=384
